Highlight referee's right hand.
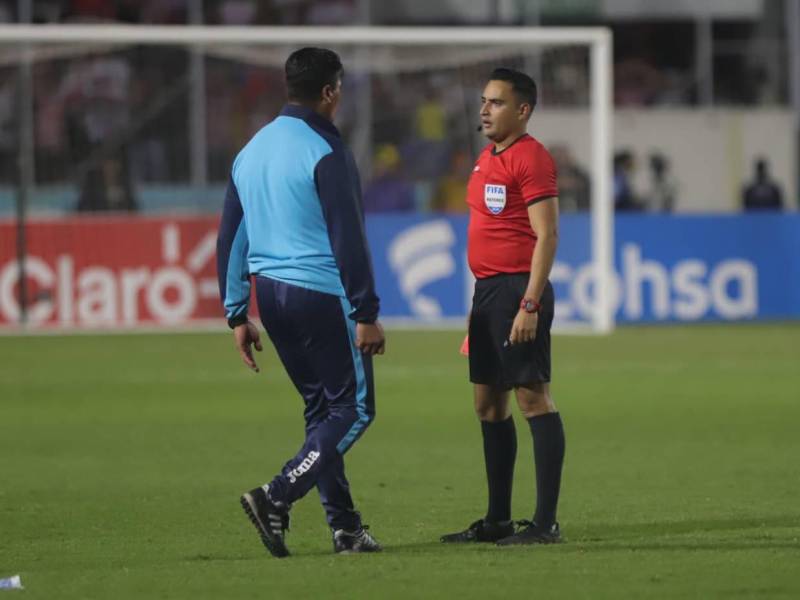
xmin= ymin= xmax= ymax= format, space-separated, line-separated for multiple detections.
xmin=356 ymin=321 xmax=386 ymax=356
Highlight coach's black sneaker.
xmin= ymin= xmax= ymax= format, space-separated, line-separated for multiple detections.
xmin=333 ymin=525 xmax=383 ymax=554
xmin=440 ymin=518 xmax=515 ymax=543
xmin=496 ymin=520 xmax=561 ymax=546
xmin=240 ymin=485 xmax=291 ymax=558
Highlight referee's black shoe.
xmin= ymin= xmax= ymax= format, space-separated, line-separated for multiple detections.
xmin=240 ymin=485 xmax=291 ymax=558
xmin=333 ymin=525 xmax=383 ymax=554
xmin=440 ymin=518 xmax=515 ymax=543
xmin=496 ymin=520 xmax=561 ymax=546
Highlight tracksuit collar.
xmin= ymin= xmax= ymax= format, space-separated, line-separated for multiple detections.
xmin=280 ymin=104 xmax=341 ymax=137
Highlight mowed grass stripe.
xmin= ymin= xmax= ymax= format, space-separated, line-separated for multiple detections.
xmin=1 ymin=325 xmax=798 ymax=599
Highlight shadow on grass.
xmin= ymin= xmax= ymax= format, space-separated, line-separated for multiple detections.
xmin=379 ymin=515 xmax=800 ymax=555
xmin=571 ymin=539 xmax=800 ymax=552
xmin=576 ymin=514 xmax=800 ymax=540
xmin=293 ymin=540 xmax=444 ymax=558
xmin=182 ymin=541 xmax=445 ymax=562
xmin=184 ymin=553 xmax=257 ymax=562
xmin=181 ymin=515 xmax=800 ymax=562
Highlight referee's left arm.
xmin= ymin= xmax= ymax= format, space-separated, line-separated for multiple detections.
xmin=525 ymin=197 xmax=559 ymax=303
xmin=510 ymin=196 xmax=559 ymax=345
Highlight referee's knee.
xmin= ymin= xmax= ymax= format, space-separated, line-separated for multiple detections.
xmin=474 ymin=385 xmax=511 ymax=421
xmin=475 ymin=403 xmax=511 ymax=422
xmin=516 ymin=384 xmax=555 ymax=418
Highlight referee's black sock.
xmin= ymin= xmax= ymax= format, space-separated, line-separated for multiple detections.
xmin=528 ymin=412 xmax=565 ymax=527
xmin=481 ymin=417 xmax=516 ymax=523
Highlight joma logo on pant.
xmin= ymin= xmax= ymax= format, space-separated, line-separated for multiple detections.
xmin=288 ymin=451 xmax=320 ymax=484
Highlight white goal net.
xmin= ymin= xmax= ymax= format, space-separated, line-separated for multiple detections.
xmin=0 ymin=25 xmax=613 ymax=333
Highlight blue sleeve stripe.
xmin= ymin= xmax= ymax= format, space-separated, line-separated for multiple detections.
xmin=224 ymin=219 xmax=250 ymax=319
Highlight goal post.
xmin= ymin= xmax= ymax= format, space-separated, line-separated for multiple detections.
xmin=0 ymin=25 xmax=614 ymax=333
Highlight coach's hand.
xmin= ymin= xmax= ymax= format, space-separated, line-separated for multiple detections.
xmin=509 ymin=310 xmax=538 ymax=345
xmin=233 ymin=321 xmax=263 ymax=372
xmin=356 ymin=321 xmax=386 ymax=356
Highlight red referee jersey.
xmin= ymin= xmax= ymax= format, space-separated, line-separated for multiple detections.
xmin=466 ymin=134 xmax=558 ymax=279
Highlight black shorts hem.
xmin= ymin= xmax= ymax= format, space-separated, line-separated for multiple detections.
xmin=468 ymin=375 xmax=551 ymax=389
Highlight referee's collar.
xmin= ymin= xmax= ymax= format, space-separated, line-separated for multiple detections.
xmin=280 ymin=104 xmax=340 ymax=138
xmin=491 ymin=133 xmax=529 ymax=156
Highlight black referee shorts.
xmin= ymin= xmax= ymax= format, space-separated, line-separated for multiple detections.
xmin=468 ymin=274 xmax=554 ymax=388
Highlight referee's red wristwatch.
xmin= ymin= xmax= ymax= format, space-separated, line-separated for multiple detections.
xmin=520 ymin=298 xmax=541 ymax=314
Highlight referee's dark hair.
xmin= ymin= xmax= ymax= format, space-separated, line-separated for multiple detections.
xmin=489 ymin=67 xmax=538 ymax=113
xmin=285 ymin=47 xmax=344 ymax=103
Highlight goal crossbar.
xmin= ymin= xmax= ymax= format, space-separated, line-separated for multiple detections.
xmin=0 ymin=24 xmax=609 ymax=46
xmin=0 ymin=24 xmax=614 ymax=333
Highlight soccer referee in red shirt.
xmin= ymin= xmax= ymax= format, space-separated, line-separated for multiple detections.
xmin=441 ymin=68 xmax=565 ymax=546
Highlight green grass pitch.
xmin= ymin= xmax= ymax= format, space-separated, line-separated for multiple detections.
xmin=1 ymin=324 xmax=799 ymax=599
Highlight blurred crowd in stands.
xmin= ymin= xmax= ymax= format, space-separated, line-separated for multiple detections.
xmin=0 ymin=0 xmax=792 ymax=214
xmin=612 ymin=150 xmax=784 ymax=213
xmin=1 ymin=0 xmax=361 ymax=26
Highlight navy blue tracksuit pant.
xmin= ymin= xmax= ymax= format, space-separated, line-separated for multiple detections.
xmin=255 ymin=276 xmax=375 ymax=531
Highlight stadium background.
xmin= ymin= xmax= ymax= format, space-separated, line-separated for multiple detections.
xmin=1 ymin=2 xmax=798 ymax=599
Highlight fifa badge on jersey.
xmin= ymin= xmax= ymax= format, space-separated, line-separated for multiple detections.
xmin=484 ymin=184 xmax=507 ymax=214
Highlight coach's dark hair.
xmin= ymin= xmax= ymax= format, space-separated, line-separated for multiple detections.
xmin=489 ymin=68 xmax=537 ymax=112
xmin=285 ymin=47 xmax=344 ymax=103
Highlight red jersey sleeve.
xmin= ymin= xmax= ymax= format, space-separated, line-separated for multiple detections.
xmin=516 ymin=143 xmax=558 ymax=205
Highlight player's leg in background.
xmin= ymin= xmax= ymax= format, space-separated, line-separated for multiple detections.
xmin=314 ymin=306 xmax=375 ymax=531
xmin=255 ymin=278 xmax=373 ymax=508
xmin=515 ymin=382 xmax=565 ymax=528
xmin=297 ymin=397 xmax=360 ymax=531
xmin=474 ymin=384 xmax=516 ymax=523
xmin=239 ymin=277 xmax=332 ymax=557
xmin=316 ymin=451 xmax=361 ymax=532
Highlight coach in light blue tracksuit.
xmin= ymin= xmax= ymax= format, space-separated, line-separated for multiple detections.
xmin=216 ymin=48 xmax=385 ymax=558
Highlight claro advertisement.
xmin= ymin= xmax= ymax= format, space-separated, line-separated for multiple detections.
xmin=1 ymin=214 xmax=797 ymax=329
